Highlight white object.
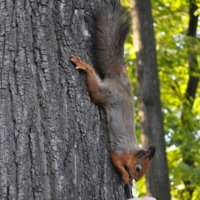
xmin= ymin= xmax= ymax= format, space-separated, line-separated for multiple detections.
xmin=128 ymin=197 xmax=156 ymax=200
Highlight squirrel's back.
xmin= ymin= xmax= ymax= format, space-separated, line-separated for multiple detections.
xmin=92 ymin=5 xmax=131 ymax=79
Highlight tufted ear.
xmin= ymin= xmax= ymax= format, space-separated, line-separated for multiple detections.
xmin=144 ymin=145 xmax=156 ymax=160
xmin=135 ymin=145 xmax=156 ymax=160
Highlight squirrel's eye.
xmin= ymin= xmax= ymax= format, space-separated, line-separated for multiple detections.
xmin=135 ymin=165 xmax=142 ymax=172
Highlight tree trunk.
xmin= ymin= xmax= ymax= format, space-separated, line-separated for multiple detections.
xmin=184 ymin=0 xmax=199 ymax=109
xmin=131 ymin=0 xmax=171 ymax=199
xmin=0 ymin=0 xmax=132 ymax=199
xmin=181 ymin=1 xmax=199 ymax=198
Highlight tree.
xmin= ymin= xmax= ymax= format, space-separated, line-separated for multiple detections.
xmin=0 ymin=0 xmax=132 ymax=199
xmin=181 ymin=0 xmax=199 ymax=198
xmin=149 ymin=0 xmax=200 ymax=199
xmin=130 ymin=0 xmax=171 ymax=199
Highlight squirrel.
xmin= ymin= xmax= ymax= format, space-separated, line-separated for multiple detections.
xmin=71 ymin=4 xmax=156 ymax=184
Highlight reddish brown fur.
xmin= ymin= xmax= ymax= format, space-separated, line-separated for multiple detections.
xmin=110 ymin=151 xmax=151 ymax=184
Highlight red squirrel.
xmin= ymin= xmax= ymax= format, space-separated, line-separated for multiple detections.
xmin=71 ymin=4 xmax=156 ymax=184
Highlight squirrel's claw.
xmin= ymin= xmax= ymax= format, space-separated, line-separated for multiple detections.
xmin=71 ymin=55 xmax=82 ymax=67
xmin=71 ymin=55 xmax=81 ymax=63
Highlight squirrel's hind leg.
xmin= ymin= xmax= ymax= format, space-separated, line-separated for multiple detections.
xmin=71 ymin=55 xmax=110 ymax=106
xmin=71 ymin=55 xmax=92 ymax=71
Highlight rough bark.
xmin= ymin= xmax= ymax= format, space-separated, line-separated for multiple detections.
xmin=181 ymin=1 xmax=199 ymax=198
xmin=0 ymin=0 xmax=132 ymax=199
xmin=131 ymin=0 xmax=171 ymax=199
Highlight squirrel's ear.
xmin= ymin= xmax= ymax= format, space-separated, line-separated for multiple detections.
xmin=135 ymin=145 xmax=156 ymax=160
xmin=144 ymin=145 xmax=156 ymax=160
xmin=135 ymin=150 xmax=145 ymax=158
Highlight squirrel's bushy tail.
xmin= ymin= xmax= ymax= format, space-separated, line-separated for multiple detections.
xmin=91 ymin=4 xmax=131 ymax=79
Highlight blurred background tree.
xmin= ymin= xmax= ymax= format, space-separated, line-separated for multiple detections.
xmin=121 ymin=0 xmax=200 ymax=199
xmin=131 ymin=0 xmax=171 ymax=199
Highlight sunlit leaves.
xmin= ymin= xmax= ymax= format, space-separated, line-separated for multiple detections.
xmin=153 ymin=0 xmax=200 ymax=198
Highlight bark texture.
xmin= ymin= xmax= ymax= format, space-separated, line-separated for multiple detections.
xmin=0 ymin=0 xmax=132 ymax=199
xmin=131 ymin=0 xmax=171 ymax=199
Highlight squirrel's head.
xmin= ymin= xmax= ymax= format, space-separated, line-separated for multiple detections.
xmin=126 ymin=145 xmax=156 ymax=183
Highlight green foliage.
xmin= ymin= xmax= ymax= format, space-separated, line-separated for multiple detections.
xmin=152 ymin=1 xmax=200 ymax=197
xmin=132 ymin=177 xmax=147 ymax=197
xmin=122 ymin=0 xmax=200 ymax=199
